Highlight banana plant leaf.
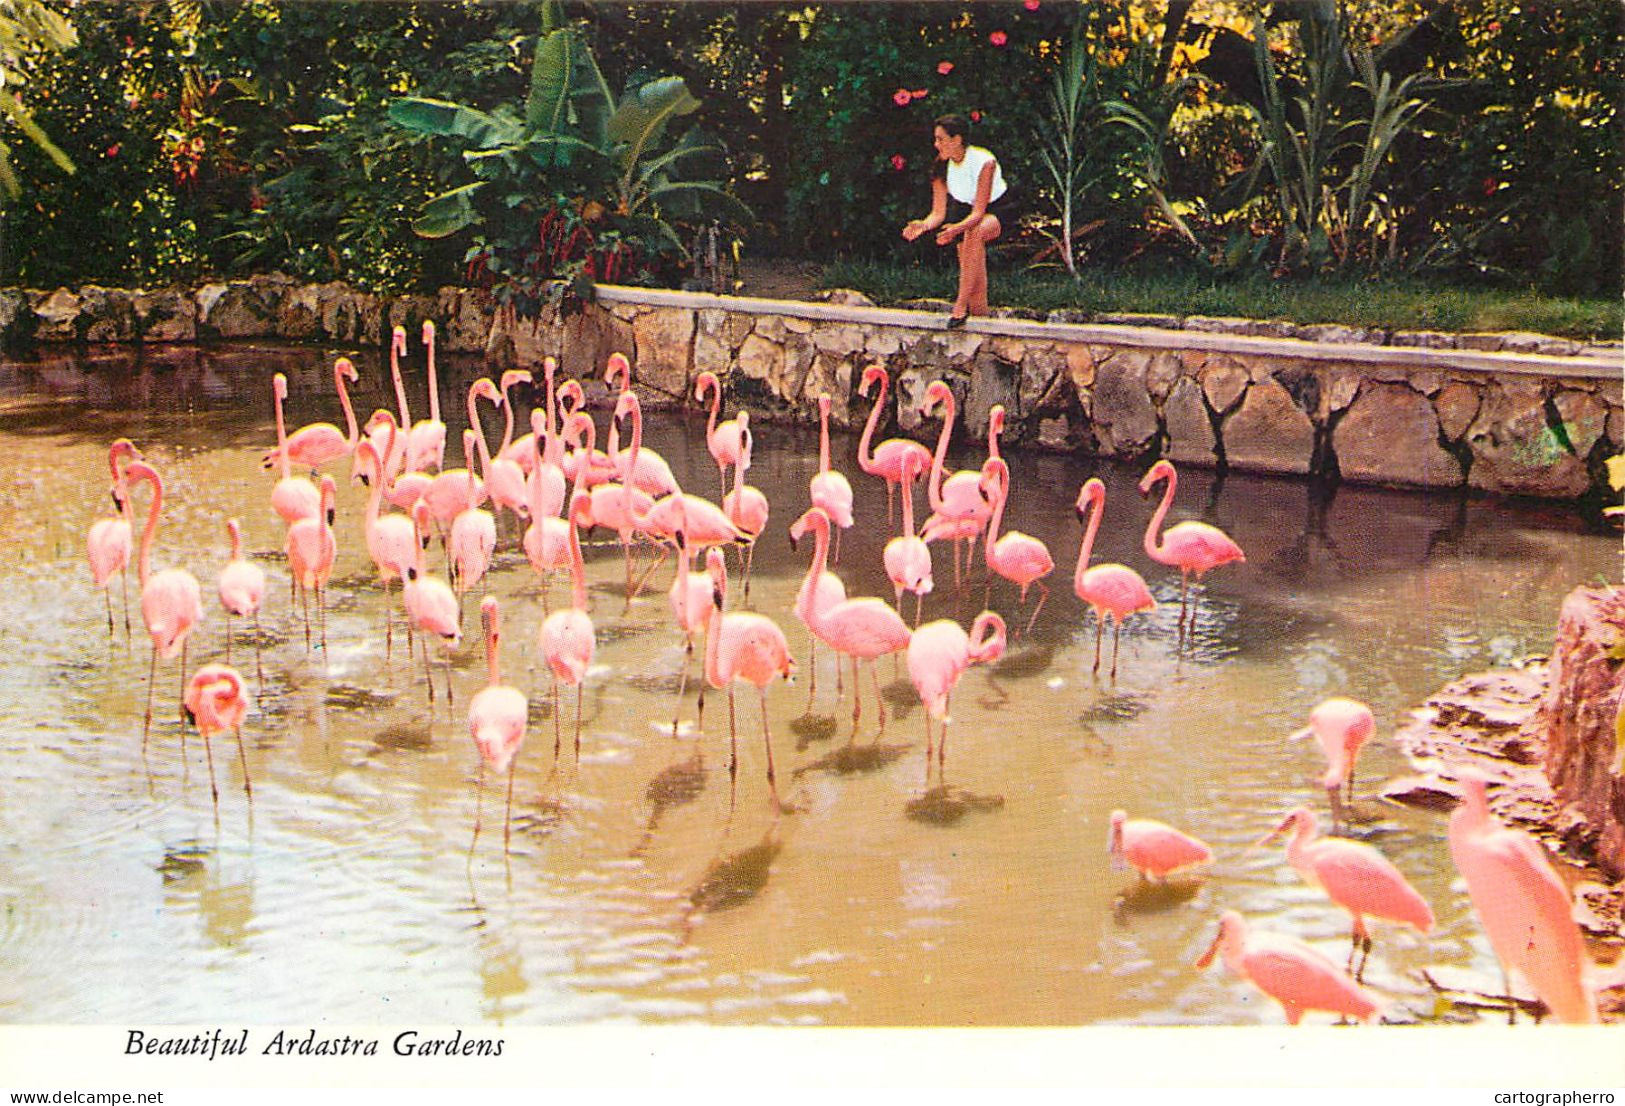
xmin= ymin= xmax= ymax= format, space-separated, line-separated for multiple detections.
xmin=411 ymin=182 xmax=486 ymax=238
xmin=388 ymin=97 xmax=518 ymax=149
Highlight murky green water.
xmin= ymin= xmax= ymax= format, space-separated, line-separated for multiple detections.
xmin=0 ymin=343 xmax=1615 ymax=1026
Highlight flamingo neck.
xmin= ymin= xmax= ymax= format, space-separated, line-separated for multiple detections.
xmin=704 ymin=566 xmax=726 ymax=686
xmin=498 ymin=384 xmax=516 ymax=453
xmin=929 ymin=393 xmax=955 ymax=510
xmin=462 ymin=434 xmax=481 ymax=510
xmin=984 ymin=464 xmax=1008 ymax=559
xmin=228 ymin=519 xmax=244 ymax=562
xmin=362 ymin=446 xmax=386 ymax=529
xmin=1074 ymin=490 xmax=1103 ymax=594
xmin=968 ymin=612 xmax=1004 ymax=663
xmin=136 ymin=468 xmax=161 ymax=585
xmin=485 ymin=613 xmax=501 ymax=687
xmin=857 ymin=373 xmax=886 ymax=476
xmin=900 ymin=461 xmax=917 ymax=534
xmin=818 ymin=403 xmax=831 ymax=473
xmin=1143 ymin=469 xmax=1176 ymax=564
xmin=567 ymin=503 xmax=588 ymax=610
xmin=425 ymin=332 xmax=440 ymax=421
xmin=391 ymin=345 xmax=412 ymax=430
xmin=337 ymin=365 xmax=358 ymax=446
xmin=467 ymin=388 xmax=493 ymax=476
xmin=988 ymin=416 xmax=1002 ymax=462
xmin=274 ymin=383 xmax=293 ymax=481
xmin=703 ymin=378 xmax=721 ymax=450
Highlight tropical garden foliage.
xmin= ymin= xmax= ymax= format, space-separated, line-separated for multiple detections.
xmin=1 ymin=1 xmax=1618 ymax=305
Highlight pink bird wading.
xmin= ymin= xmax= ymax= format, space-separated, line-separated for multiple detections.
xmin=855 ymin=364 xmax=931 ymax=528
xmin=182 ymin=663 xmax=253 ymax=809
xmin=978 ymin=457 xmax=1053 ymax=636
xmin=720 ymin=413 xmax=770 ymax=599
xmin=808 ymin=393 xmax=854 ymax=564
xmin=603 ymin=353 xmax=678 ymax=498
xmin=125 ymin=461 xmax=204 ymax=750
xmin=405 ymin=320 xmax=447 ymax=475
xmin=447 ymin=428 xmax=497 ymax=600
xmin=285 ymin=473 xmax=338 ymax=653
xmin=87 ymin=437 xmax=141 ymax=638
xmin=217 ymin=517 xmax=266 ymax=682
xmin=1072 ymin=478 xmax=1155 ymax=679
xmin=539 ymin=493 xmax=597 ymax=759
xmin=882 ymin=451 xmax=933 ymax=625
xmin=921 ymin=381 xmax=993 ymax=588
xmin=695 ymin=369 xmax=745 ymax=502
xmin=469 ymin=373 xmax=532 ymax=524
xmin=1138 ymin=459 xmax=1244 ymax=643
xmin=402 ymin=500 xmax=461 ymax=705
xmin=906 ymin=609 xmax=1005 ymax=776
xmin=268 ymin=374 xmax=320 ymax=528
xmin=1107 ymin=810 xmax=1212 ymax=882
xmin=665 ymin=502 xmax=715 ymax=738
xmin=468 ymin=596 xmax=528 ymax=859
xmin=1196 ymin=910 xmax=1381 ymax=1026
xmin=703 ymin=547 xmax=794 ymax=807
xmin=587 ymin=389 xmax=657 ymax=608
xmin=262 ymin=356 xmax=359 ymax=474
xmin=1288 ymin=696 xmax=1374 ymax=830
xmin=353 ymin=437 xmax=418 ymax=660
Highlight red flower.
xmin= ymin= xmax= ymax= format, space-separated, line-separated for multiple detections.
xmin=1483 ymin=177 xmax=1499 ymax=197
xmin=893 ymin=89 xmax=912 ymax=106
xmin=1024 ymin=0 xmax=1039 ymax=9
xmin=937 ymin=60 xmax=954 ymax=75
xmin=105 ymin=144 xmax=120 ymax=158
xmin=890 ymin=154 xmax=907 ymax=171
xmin=989 ymin=30 xmax=1008 ymax=46
xmin=1487 ymin=19 xmax=1501 ymax=32
xmin=969 ymin=110 xmax=983 ymax=123
xmin=912 ymin=89 xmax=928 ymax=99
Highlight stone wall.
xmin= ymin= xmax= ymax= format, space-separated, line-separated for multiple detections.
xmin=4 ymin=275 xmax=1621 ymax=500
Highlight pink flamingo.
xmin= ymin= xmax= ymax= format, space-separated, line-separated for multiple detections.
xmin=470 ymin=373 xmax=532 ymax=522
xmin=524 ymin=407 xmax=568 ymax=520
xmin=1196 ymin=911 xmax=1382 ymax=1026
xmin=362 ymin=327 xmax=412 ymax=482
xmin=448 ymin=429 xmax=497 ymax=599
xmin=587 ymin=389 xmax=657 ymax=605
xmin=1260 ymin=806 xmax=1434 ymax=982
xmin=1107 ymin=810 xmax=1213 ymax=881
xmin=721 ymin=411 xmax=770 ymax=598
xmin=418 ymin=381 xmax=488 ymax=532
xmin=922 ymin=381 xmax=993 ymax=586
xmin=790 ymin=506 xmax=912 ymax=735
xmin=500 ymin=356 xmax=555 ymax=476
xmin=703 ymin=546 xmax=794 ymax=804
xmin=87 ymin=437 xmax=141 ymax=637
xmin=906 ymin=609 xmax=1006 ymax=770
xmin=217 ymin=518 xmax=266 ymax=680
xmin=524 ymin=412 xmax=594 ymax=608
xmin=1073 ymin=479 xmax=1156 ymax=678
xmin=125 ymin=460 xmax=204 ymax=749
xmin=855 ymin=363 xmax=931 ymax=527
xmin=468 ymin=596 xmax=528 ymax=858
xmin=363 ymin=409 xmax=432 ymax=512
xmin=979 ymin=457 xmax=1054 ymax=635
xmin=1449 ymin=771 xmax=1598 ymax=1024
xmin=882 ymin=451 xmax=933 ymax=625
xmin=809 ymin=393 xmax=854 ymax=562
xmin=1138 ymin=458 xmax=1245 ymax=640
xmin=638 ymin=490 xmax=743 ymax=553
xmin=539 ymin=493 xmax=597 ymax=758
xmin=695 ymin=369 xmax=745 ymax=500
xmin=601 ymin=352 xmax=678 ymax=496
xmin=1289 ymin=697 xmax=1374 ymax=830
xmin=405 ymin=319 xmax=447 ymax=474
xmin=262 ymin=357 xmax=359 ymax=473
xmin=986 ymin=403 xmax=1007 ymax=461
xmin=182 ymin=663 xmax=253 ymax=806
xmin=285 ymin=473 xmax=338 ymax=652
xmin=666 ymin=501 xmax=714 ymax=737
xmin=269 ymin=374 xmax=320 ymax=526
xmin=353 ymin=437 xmax=417 ymax=659
xmin=557 ymin=381 xmax=616 ymax=489
xmin=403 ymin=500 xmax=461 ymax=703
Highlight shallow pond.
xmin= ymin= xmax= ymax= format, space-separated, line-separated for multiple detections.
xmin=0 ymin=342 xmax=1616 ymax=1027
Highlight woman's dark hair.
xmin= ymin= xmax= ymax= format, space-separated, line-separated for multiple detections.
xmin=934 ymin=113 xmax=970 ymax=140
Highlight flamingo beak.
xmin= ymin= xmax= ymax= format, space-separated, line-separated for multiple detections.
xmin=1194 ymin=924 xmax=1223 ymax=970
xmin=711 ymin=586 xmax=724 ymax=610
xmin=406 ymin=567 xmax=418 ymax=582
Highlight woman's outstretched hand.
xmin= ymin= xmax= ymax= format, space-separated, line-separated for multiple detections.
xmin=934 ymin=223 xmax=963 ymax=246
xmin=902 ymin=220 xmax=930 ymax=242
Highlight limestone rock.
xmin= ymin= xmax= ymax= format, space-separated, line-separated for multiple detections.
xmin=736 ymin=332 xmax=780 ymax=382
xmin=753 ymin=315 xmax=788 ymax=344
xmin=276 ymin=283 xmax=322 ymax=341
xmin=967 ymin=352 xmax=1020 ymax=439
xmin=810 ymin=322 xmax=866 ymax=358
xmin=1163 ymin=376 xmax=1217 ymax=466
xmin=1390 ymin=330 xmax=1458 ymax=350
xmin=1500 ymin=332 xmax=1585 ymax=357
xmin=436 ymin=287 xmax=492 ymax=353
xmin=774 ymin=335 xmax=817 ymax=404
xmin=1044 ymin=308 xmax=1091 ymax=325
xmin=1610 ymin=403 xmax=1623 ymax=450
xmin=78 ymin=285 xmax=137 ymax=342
xmin=1064 ymin=343 xmax=1095 ymax=391
xmin=1551 ymin=389 xmax=1607 ymax=458
xmin=1200 ymin=357 xmax=1250 ymax=416
xmin=0 ymin=288 xmax=30 ymax=345
xmin=1020 ymin=346 xmax=1070 ymax=416
xmin=1096 ymin=312 xmax=1180 ymax=329
xmin=1434 ymin=381 xmax=1481 ymax=441
xmin=1222 ymin=377 xmax=1315 ymax=475
xmin=1037 ymin=416 xmax=1072 ymax=450
xmin=133 ymin=287 xmax=197 ymax=343
xmin=863 ymin=325 xmax=904 ymax=358
xmin=1466 ymin=380 xmax=1590 ymax=497
xmin=1294 ymin=322 xmax=1385 ymax=345
xmin=198 ymin=280 xmax=279 ymax=339
xmin=813 ymin=288 xmax=875 ymax=308
xmin=894 ymin=367 xmax=931 ymax=432
xmin=1087 ymin=349 xmax=1159 ymax=457
xmin=388 ymin=294 xmax=437 ymax=332
xmin=32 ymin=287 xmax=82 ymax=341
xmin=630 ymin=307 xmax=695 ymax=397
xmin=801 ymin=354 xmax=855 ymax=423
xmin=1145 ymin=350 xmax=1183 ymax=403
xmin=1333 ymin=382 xmax=1463 ymax=488
xmin=783 ymin=315 xmax=814 ymax=335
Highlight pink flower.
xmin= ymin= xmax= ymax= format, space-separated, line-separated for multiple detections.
xmin=1024 ymin=0 xmax=1039 ymax=9
xmin=937 ymin=60 xmax=954 ymax=75
xmin=893 ymin=89 xmax=912 ymax=106
xmin=969 ymin=110 xmax=983 ymax=123
xmin=989 ymin=30 xmax=1008 ymax=46
xmin=1487 ymin=19 xmax=1501 ymax=32
xmin=890 ymin=154 xmax=907 ymax=171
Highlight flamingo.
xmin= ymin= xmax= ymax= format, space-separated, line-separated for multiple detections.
xmin=809 ymin=393 xmax=854 ymax=563
xmin=216 ymin=518 xmax=266 ymax=678
xmin=468 ymin=596 xmax=528 ymax=858
xmin=524 ymin=412 xmax=594 ymax=607
xmin=182 ymin=663 xmax=253 ymax=807
xmin=1195 ymin=911 xmax=1382 ymax=1026
xmin=666 ymin=502 xmax=714 ymax=737
xmin=405 ymin=319 xmax=447 ymax=474
xmin=470 ymin=373 xmax=532 ymax=522
xmin=695 ymin=369 xmax=745 ymax=500
xmin=906 ymin=609 xmax=1006 ymax=769
xmin=353 ymin=437 xmax=417 ymax=659
xmin=600 ymin=352 xmax=679 ymax=496
xmin=125 ymin=460 xmax=204 ymax=750
xmin=403 ymin=500 xmax=461 ymax=703
xmin=986 ymin=403 xmax=1007 ymax=461
xmin=87 ymin=437 xmax=141 ymax=637
xmin=882 ymin=451 xmax=933 ymax=624
xmin=703 ymin=546 xmax=794 ymax=805
xmin=1260 ymin=806 xmax=1434 ymax=983
xmin=1107 ymin=810 xmax=1213 ymax=882
xmin=448 ymin=429 xmax=497 ymax=599
xmin=790 ymin=506 xmax=912 ymax=735
xmin=856 ymin=363 xmax=931 ymax=528
xmin=523 ymin=407 xmax=568 ymax=522
xmin=268 ymin=373 xmax=320 ymax=526
xmin=1289 ymin=697 xmax=1375 ymax=830
xmin=285 ymin=473 xmax=338 ymax=652
xmin=1138 ymin=458 xmax=1245 ymax=640
xmin=721 ymin=412 xmax=770 ymax=598
xmin=262 ymin=356 xmax=359 ymax=474
xmin=1073 ymin=478 xmax=1155 ymax=679
xmin=362 ymin=326 xmax=412 ymax=482
xmin=638 ymin=490 xmax=744 ymax=553
xmin=557 ymin=380 xmax=616 ymax=489
xmin=922 ymin=380 xmax=992 ymax=585
xmin=418 ymin=379 xmax=489 ymax=532
xmin=587 ymin=389 xmax=657 ymax=605
xmin=979 ymin=457 xmax=1054 ymax=635
xmin=1448 ymin=771 xmax=1598 ymax=1024
xmin=500 ymin=356 xmax=555 ymax=477
xmin=539 ymin=493 xmax=596 ymax=758
xmin=364 ymin=409 xmax=432 ymax=512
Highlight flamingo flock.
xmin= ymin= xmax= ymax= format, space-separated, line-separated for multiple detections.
xmin=81 ymin=329 xmax=1608 ymax=1027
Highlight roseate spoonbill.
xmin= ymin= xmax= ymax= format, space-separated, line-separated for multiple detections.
xmin=790 ymin=506 xmax=911 ymax=734
xmin=721 ymin=413 xmax=770 ymax=598
xmin=403 ymin=500 xmax=461 ymax=704
xmin=696 ymin=369 xmax=745 ymax=500
xmin=1448 ymin=771 xmax=1598 ymax=1024
xmin=183 ymin=663 xmax=253 ymax=806
xmin=1107 ymin=810 xmax=1212 ymax=881
xmin=703 ymin=547 xmax=794 ymax=805
xmin=268 ymin=374 xmax=320 ymax=526
xmin=217 ymin=518 xmax=266 ymax=678
xmin=470 ymin=373 xmax=532 ymax=522
xmin=979 ymin=457 xmax=1054 ymax=635
xmin=448 ymin=429 xmax=497 ymax=599
xmin=405 ymin=319 xmax=447 ymax=474
xmin=855 ymin=363 xmax=931 ymax=527
xmin=667 ymin=506 xmax=714 ymax=737
xmin=354 ymin=438 xmax=417 ymax=659
xmin=1138 ymin=458 xmax=1244 ymax=640
xmin=87 ymin=437 xmax=141 ymax=637
xmin=809 ymin=393 xmax=854 ymax=562
xmin=262 ymin=357 xmax=359 ymax=473
xmin=125 ymin=460 xmax=204 ymax=749
xmin=906 ymin=609 xmax=1005 ymax=769
xmin=1196 ymin=911 xmax=1382 ymax=1026
xmin=922 ymin=381 xmax=992 ymax=585
xmin=361 ymin=327 xmax=412 ymax=482
xmin=468 ymin=596 xmax=528 ymax=858
xmin=1288 ymin=697 xmax=1374 ymax=830
xmin=587 ymin=389 xmax=657 ymax=606
xmin=285 ymin=474 xmax=338 ymax=652
xmin=539 ymin=494 xmax=596 ymax=758
xmin=1073 ymin=479 xmax=1155 ymax=679
xmin=882 ymin=450 xmax=933 ymax=625
xmin=1260 ymin=806 xmax=1434 ymax=982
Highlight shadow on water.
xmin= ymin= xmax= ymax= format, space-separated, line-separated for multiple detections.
xmin=789 ymin=712 xmax=840 ymax=748
xmin=631 ymin=750 xmax=708 ymax=857
xmin=687 ymin=832 xmax=781 ymax=915
xmin=1111 ymin=878 xmax=1204 ymax=923
xmin=903 ymin=784 xmax=1005 ymax=827
xmin=794 ymin=742 xmax=912 ymax=778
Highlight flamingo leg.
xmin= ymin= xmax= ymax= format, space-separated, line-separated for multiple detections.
xmin=873 ymin=661 xmax=887 ymax=732
xmin=504 ymin=760 xmax=517 ymax=856
xmin=143 ymin=645 xmax=158 ymax=751
xmin=1024 ymin=581 xmax=1049 ymax=637
xmin=574 ymin=683 xmax=583 ymax=760
xmin=253 ymin=610 xmax=265 ymax=695
xmin=318 ymin=584 xmax=328 ymax=655
xmin=728 ymin=684 xmax=738 ymax=779
xmin=850 ymin=654 xmax=862 ymax=736
xmin=121 ymin=572 xmax=132 ymax=642
xmin=1092 ymin=611 xmax=1105 ymax=674
xmin=938 ymin=695 xmax=951 ymax=767
xmin=760 ymin=684 xmax=780 ymax=812
xmin=225 ymin=612 xmax=235 ymax=665
xmin=804 ymin=635 xmax=819 ymax=711
xmin=384 ymin=578 xmax=394 ymax=662
xmin=832 ymin=526 xmax=843 ymax=567
xmin=552 ymin=680 xmax=562 ymax=759
xmin=742 ymin=543 xmax=756 ymax=601
xmin=915 ymin=590 xmax=924 ymax=628
xmin=200 ymin=726 xmax=219 ymax=808
xmin=673 ymin=635 xmax=693 ymax=737
xmin=104 ymin=588 xmax=115 ymax=636
xmin=1111 ymin=618 xmax=1124 ymax=681
xmin=468 ymin=760 xmax=484 ymax=864
xmin=445 ymin=653 xmax=454 ymax=707
xmin=235 ymin=724 xmax=253 ymax=798
xmin=423 ymin=639 xmax=436 ymax=703
xmin=300 ymin=582 xmax=312 ymax=651
xmin=177 ymin=641 xmax=189 ymax=737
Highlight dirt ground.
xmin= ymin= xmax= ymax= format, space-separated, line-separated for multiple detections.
xmin=734 ymin=257 xmax=825 ymax=302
